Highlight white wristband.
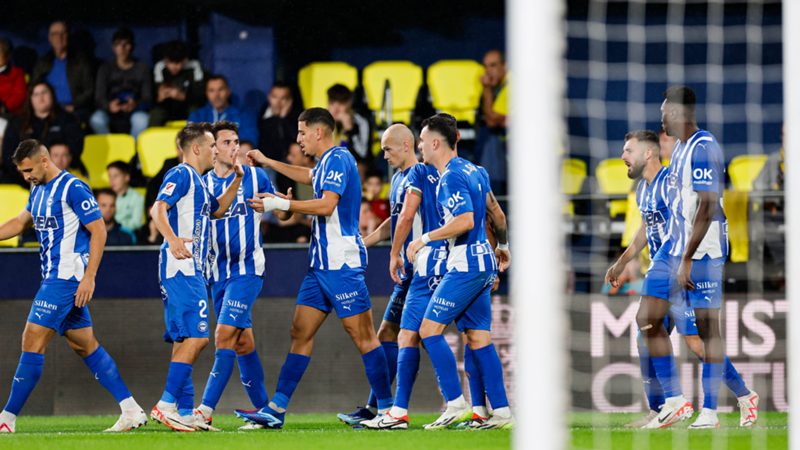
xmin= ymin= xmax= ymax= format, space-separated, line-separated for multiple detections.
xmin=497 ymin=242 xmax=509 ymax=251
xmin=421 ymin=233 xmax=432 ymax=244
xmin=262 ymin=196 xmax=291 ymax=212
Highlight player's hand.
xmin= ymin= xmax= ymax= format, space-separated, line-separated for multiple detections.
xmin=168 ymin=236 xmax=194 ymax=260
xmin=677 ymin=258 xmax=694 ymax=290
xmin=605 ymin=262 xmax=624 ymax=287
xmin=246 ymin=150 xmax=270 ymax=167
xmin=491 ymin=275 xmax=500 ymax=293
xmin=74 ymin=275 xmax=95 ymax=307
xmin=232 ymin=149 xmax=244 ymax=177
xmin=389 ymin=252 xmax=405 ymax=284
xmin=479 ymin=73 xmax=492 ymax=87
xmin=496 ymin=248 xmax=511 ymax=272
xmin=406 ymin=238 xmax=425 ymax=264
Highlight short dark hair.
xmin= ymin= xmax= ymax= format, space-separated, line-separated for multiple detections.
xmin=486 ymin=49 xmax=506 ymax=64
xmin=12 ymin=139 xmax=46 ymax=165
xmin=272 ymin=80 xmax=291 ymax=91
xmin=207 ymin=74 xmax=228 ymax=87
xmin=112 ymin=27 xmax=135 ymax=44
xmin=624 ymin=130 xmax=661 ymax=157
xmin=298 ymin=107 xmax=335 ymax=132
xmin=421 ymin=114 xmax=458 ymax=150
xmin=177 ymin=122 xmax=213 ymax=151
xmin=211 ymin=120 xmax=239 ymax=139
xmin=327 ymin=84 xmax=352 ymax=104
xmin=0 ymin=37 xmax=13 ymax=57
xmin=365 ymin=168 xmax=384 ymax=182
xmin=107 ymin=160 xmax=131 ymax=174
xmin=163 ymin=40 xmax=188 ymax=62
xmin=94 ymin=188 xmax=116 ymax=200
xmin=46 ymin=137 xmax=70 ymax=151
xmin=663 ymin=85 xmax=696 ymax=115
xmin=239 ymin=139 xmax=254 ymax=148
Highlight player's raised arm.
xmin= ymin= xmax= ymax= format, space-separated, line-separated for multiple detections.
xmin=364 ymin=217 xmax=391 ymax=248
xmin=390 ymin=189 xmax=422 ymax=283
xmin=605 ymin=224 xmax=647 ymax=287
xmin=75 ymin=217 xmax=106 ymax=307
xmin=247 ymin=149 xmax=313 ymax=186
xmin=485 ymin=191 xmax=510 ymax=272
xmin=0 ymin=209 xmax=33 ymax=241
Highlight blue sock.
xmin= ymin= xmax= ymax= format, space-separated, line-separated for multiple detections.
xmin=702 ymin=363 xmax=725 ymax=410
xmin=238 ymin=350 xmax=270 ymax=409
xmin=394 ymin=347 xmax=420 ymax=410
xmin=273 ymin=353 xmax=310 ymax=410
xmin=472 ymin=344 xmax=509 ymax=409
xmin=723 ymin=356 xmax=750 ymax=398
xmin=4 ymin=352 xmax=44 ymax=415
xmin=637 ymin=335 xmax=664 ymax=410
xmin=161 ymin=362 xmax=193 ymax=404
xmin=367 ymin=341 xmax=399 ymax=409
xmin=82 ymin=346 xmax=132 ymax=404
xmin=362 ymin=347 xmax=393 ymax=411
xmin=464 ymin=346 xmax=486 ymax=408
xmin=201 ymin=349 xmax=236 ymax=410
xmin=422 ymin=335 xmax=463 ymax=402
xmin=651 ymin=354 xmax=682 ymax=399
xmin=178 ymin=376 xmax=194 ymax=416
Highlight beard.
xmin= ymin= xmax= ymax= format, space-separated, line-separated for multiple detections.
xmin=627 ymin=159 xmax=646 ymax=179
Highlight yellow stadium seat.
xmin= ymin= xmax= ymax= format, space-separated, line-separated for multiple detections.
xmin=298 ymin=62 xmax=358 ymax=110
xmin=724 ymin=190 xmax=749 ymax=262
xmin=621 ymin=192 xmax=641 ymax=247
xmin=362 ymin=61 xmax=423 ymax=125
xmin=81 ymin=134 xmax=137 ymax=189
xmin=596 ymin=159 xmax=634 ymax=218
xmin=0 ymin=185 xmax=30 ymax=247
xmin=729 ymin=154 xmax=769 ymax=192
xmin=427 ymin=60 xmax=484 ymax=124
xmin=138 ymin=127 xmax=180 ymax=178
xmin=165 ymin=120 xmax=187 ymax=128
xmin=661 ymin=158 xmax=670 ymax=167
xmin=561 ymin=158 xmax=586 ymax=215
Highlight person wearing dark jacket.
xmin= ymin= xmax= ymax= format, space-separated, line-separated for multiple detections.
xmin=30 ymin=21 xmax=94 ymax=115
xmin=148 ymin=40 xmax=207 ymax=127
xmin=1 ymin=81 xmax=84 ymax=186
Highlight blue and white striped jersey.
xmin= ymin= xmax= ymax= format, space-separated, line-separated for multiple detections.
xmin=666 ymin=129 xmax=729 ymax=260
xmin=156 ymin=163 xmax=220 ymax=280
xmin=309 ymin=146 xmax=367 ymax=270
xmin=204 ymin=166 xmax=273 ymax=282
xmin=404 ymin=163 xmax=448 ymax=277
xmin=389 ymin=166 xmax=419 ymax=282
xmin=26 ymin=171 xmax=102 ymax=282
xmin=436 ymin=158 xmax=497 ymax=273
xmin=636 ymin=166 xmax=671 ymax=259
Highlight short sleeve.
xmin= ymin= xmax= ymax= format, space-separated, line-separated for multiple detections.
xmin=320 ymin=152 xmax=350 ymax=196
xmin=256 ymin=168 xmax=276 ymax=195
xmin=479 ymin=167 xmax=492 ymax=193
xmin=691 ymin=140 xmax=723 ymax=193
xmin=440 ymin=172 xmax=473 ymax=217
xmin=155 ymin=167 xmax=191 ymax=207
xmin=25 ymin=187 xmax=36 ymax=212
xmin=66 ymin=182 xmax=102 ymax=226
xmin=404 ymin=165 xmax=424 ymax=196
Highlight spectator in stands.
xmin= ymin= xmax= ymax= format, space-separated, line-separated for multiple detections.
xmin=261 ymin=141 xmax=314 ymax=243
xmin=285 ymin=142 xmax=316 ymax=200
xmin=1 ymin=81 xmax=84 ymax=187
xmin=0 ymin=37 xmax=27 ymax=115
xmin=327 ymin=84 xmax=373 ymax=167
xmin=363 ymin=168 xmax=389 ymax=221
xmin=753 ymin=124 xmax=785 ymax=288
xmin=48 ymin=138 xmax=87 ymax=183
xmin=148 ymin=40 xmax=207 ymax=127
xmin=476 ymin=49 xmax=508 ymax=194
xmin=359 ymin=198 xmax=379 ymax=237
xmin=188 ymin=75 xmax=258 ymax=143
xmin=90 ymin=28 xmax=152 ymax=139
xmin=658 ymin=127 xmax=677 ymax=162
xmin=238 ymin=140 xmax=254 ymax=166
xmin=258 ymin=81 xmax=300 ymax=162
xmin=137 ymin=217 xmax=163 ymax=246
xmin=107 ymin=160 xmax=144 ymax=232
xmin=755 ymin=123 xmax=785 ymax=193
xmin=145 ymin=140 xmax=183 ymax=209
xmin=31 ymin=21 xmax=94 ymax=116
xmin=96 ymin=188 xmax=136 ymax=245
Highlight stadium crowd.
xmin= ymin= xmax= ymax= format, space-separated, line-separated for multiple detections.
xmin=0 ymin=22 xmax=510 ymax=247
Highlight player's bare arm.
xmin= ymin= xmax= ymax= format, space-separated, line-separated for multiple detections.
xmin=485 ymin=191 xmax=510 ymax=272
xmin=390 ymin=190 xmax=422 ymax=284
xmin=363 ymin=217 xmax=391 ymax=248
xmin=212 ymin=150 xmax=245 ymax=219
xmin=246 ymin=149 xmax=313 ymax=185
xmin=677 ymin=190 xmax=718 ymax=290
xmin=248 ymin=190 xmax=340 ymax=217
xmin=150 ymin=201 xmax=193 ymax=260
xmin=407 ymin=212 xmax=474 ymax=264
xmin=605 ymin=224 xmax=647 ymax=287
xmin=75 ymin=218 xmax=107 ymax=308
xmin=0 ymin=209 xmax=33 ymax=241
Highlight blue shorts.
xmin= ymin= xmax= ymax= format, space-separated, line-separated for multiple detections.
xmin=210 ymin=275 xmax=263 ymax=329
xmin=400 ymin=274 xmax=443 ymax=333
xmin=664 ymin=302 xmax=698 ymax=336
xmin=642 ymin=254 xmax=682 ymax=302
xmin=383 ymin=277 xmax=412 ymax=324
xmin=681 ymin=257 xmax=724 ymax=309
xmin=425 ymin=271 xmax=496 ymax=332
xmin=160 ymin=274 xmax=211 ymax=343
xmin=28 ymin=280 xmax=92 ymax=335
xmin=296 ymin=267 xmax=371 ymax=318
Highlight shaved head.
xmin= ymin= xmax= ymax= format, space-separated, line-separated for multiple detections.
xmin=383 ymin=123 xmax=415 ymax=147
xmin=381 ymin=124 xmax=418 ymax=170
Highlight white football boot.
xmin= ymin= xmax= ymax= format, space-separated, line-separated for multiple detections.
xmin=191 ymin=408 xmax=220 ymax=431
xmin=104 ymin=409 xmax=148 ymax=432
xmin=688 ymin=409 xmax=720 ymax=429
xmin=238 ymin=423 xmax=266 ymax=430
xmin=470 ymin=407 xmax=515 ymax=430
xmin=642 ymin=396 xmax=693 ymax=429
xmin=362 ymin=412 xmax=409 ymax=430
xmin=0 ymin=414 xmax=14 ymax=433
xmin=151 ymin=404 xmax=195 ymax=432
xmin=424 ymin=398 xmax=472 ymax=430
xmin=737 ymin=391 xmax=759 ymax=427
xmin=625 ymin=411 xmax=658 ymax=427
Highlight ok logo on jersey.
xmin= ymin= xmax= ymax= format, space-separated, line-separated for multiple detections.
xmin=326 ymin=171 xmax=344 ymax=183
xmin=642 ymin=211 xmax=666 ymax=228
xmin=81 ymin=198 xmax=98 ymax=211
xmin=34 ymin=216 xmax=59 ymax=230
xmin=693 ymin=168 xmax=713 ymax=182
xmin=447 ymin=191 xmax=465 ymax=209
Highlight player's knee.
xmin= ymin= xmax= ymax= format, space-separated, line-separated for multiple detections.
xmin=377 ymin=322 xmax=399 ymax=342
xmin=289 ymin=324 xmax=311 ymax=344
xmin=635 ymin=309 xmax=656 ymax=332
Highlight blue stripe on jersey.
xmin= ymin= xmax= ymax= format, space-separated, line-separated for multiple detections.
xmin=205 ymin=166 xmax=273 ymax=282
xmin=436 ymin=158 xmax=497 ymax=273
xmin=309 ymin=147 xmax=367 ymax=271
xmin=666 ymin=129 xmax=729 ymax=259
xmin=404 ymin=163 xmax=448 ymax=277
xmin=389 ymin=166 xmax=416 ymax=281
xmin=157 ymin=163 xmax=219 ymax=280
xmin=26 ymin=171 xmax=102 ymax=282
xmin=636 ymin=166 xmax=671 ymax=259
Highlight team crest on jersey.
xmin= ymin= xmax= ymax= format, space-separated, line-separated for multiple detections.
xmin=198 ymin=321 xmax=208 ymax=333
xmin=46 ymin=198 xmax=54 ymax=207
xmin=162 ymin=182 xmax=177 ymax=196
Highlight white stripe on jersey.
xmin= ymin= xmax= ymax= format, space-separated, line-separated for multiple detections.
xmin=56 ymin=178 xmax=82 ymax=280
xmin=44 ymin=173 xmax=67 ymax=278
xmin=208 ymin=176 xmax=221 ymax=281
xmin=166 ymin=174 xmax=197 ymax=278
xmin=251 ymin=167 xmax=266 ymax=275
